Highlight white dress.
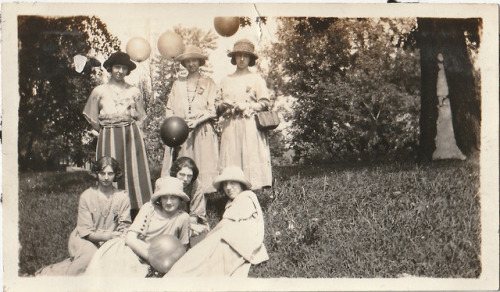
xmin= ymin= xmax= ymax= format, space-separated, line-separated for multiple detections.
xmin=217 ymin=73 xmax=273 ymax=190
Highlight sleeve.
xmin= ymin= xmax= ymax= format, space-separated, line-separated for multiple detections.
xmin=255 ymin=75 xmax=271 ymax=111
xmin=188 ymin=181 xmax=208 ymax=224
xmin=165 ymin=81 xmax=177 ymax=118
xmin=115 ymin=191 xmax=132 ymax=232
xmin=128 ymin=202 xmax=153 ymax=235
xmin=83 ymin=88 xmax=101 ymax=130
xmin=133 ymin=87 xmax=147 ymax=125
xmin=177 ymin=213 xmax=190 ymax=245
xmin=76 ymin=189 xmax=96 ymax=238
xmin=222 ymin=194 xmax=257 ymax=222
xmin=202 ymin=78 xmax=217 ymax=120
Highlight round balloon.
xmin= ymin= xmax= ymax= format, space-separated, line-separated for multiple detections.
xmin=160 ymin=116 xmax=189 ymax=147
xmin=148 ymin=234 xmax=186 ymax=274
xmin=126 ymin=37 xmax=151 ymax=62
xmin=157 ymin=31 xmax=185 ymax=59
xmin=214 ymin=17 xmax=240 ymax=37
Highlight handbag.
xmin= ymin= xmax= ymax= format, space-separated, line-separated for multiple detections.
xmin=255 ymin=111 xmax=280 ymax=131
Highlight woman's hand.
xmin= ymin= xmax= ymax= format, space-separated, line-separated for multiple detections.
xmin=186 ymin=118 xmax=198 ymax=130
xmin=190 ymin=223 xmax=209 ymax=236
xmin=236 ymin=102 xmax=249 ymax=112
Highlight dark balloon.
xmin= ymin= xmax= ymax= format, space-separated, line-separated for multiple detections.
xmin=214 ymin=17 xmax=240 ymax=37
xmin=160 ymin=117 xmax=189 ymax=147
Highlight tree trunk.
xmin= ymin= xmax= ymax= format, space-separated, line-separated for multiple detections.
xmin=416 ymin=18 xmax=481 ymax=160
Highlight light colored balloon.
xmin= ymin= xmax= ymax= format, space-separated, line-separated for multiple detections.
xmin=157 ymin=31 xmax=184 ymax=59
xmin=148 ymin=234 xmax=186 ymax=273
xmin=126 ymin=37 xmax=152 ymax=62
xmin=214 ymin=17 xmax=240 ymax=37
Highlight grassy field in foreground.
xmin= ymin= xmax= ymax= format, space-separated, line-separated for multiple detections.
xmin=18 ymin=159 xmax=480 ymax=277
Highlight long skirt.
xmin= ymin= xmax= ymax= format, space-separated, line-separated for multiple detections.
xmin=84 ymin=237 xmax=149 ymax=277
xmin=161 ymin=121 xmax=219 ymax=193
xmin=219 ymin=116 xmax=272 ymax=190
xmin=165 ymin=228 xmax=250 ymax=277
xmin=36 ymin=229 xmax=99 ymax=276
xmin=97 ymin=122 xmax=153 ymax=209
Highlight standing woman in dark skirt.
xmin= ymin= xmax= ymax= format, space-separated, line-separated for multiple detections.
xmin=83 ymin=52 xmax=153 ymax=218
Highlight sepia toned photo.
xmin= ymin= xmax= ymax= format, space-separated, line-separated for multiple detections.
xmin=2 ymin=2 xmax=498 ymax=291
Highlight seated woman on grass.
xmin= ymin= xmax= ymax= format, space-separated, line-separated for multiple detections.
xmin=84 ymin=176 xmax=190 ymax=277
xmin=169 ymin=157 xmax=210 ymax=247
xmin=164 ymin=166 xmax=268 ymax=277
xmin=36 ymin=156 xmax=131 ymax=276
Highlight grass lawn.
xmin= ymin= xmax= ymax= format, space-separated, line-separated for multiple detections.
xmin=18 ymin=159 xmax=480 ymax=278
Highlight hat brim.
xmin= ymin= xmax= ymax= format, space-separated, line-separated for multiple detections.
xmin=103 ymin=59 xmax=137 ymax=72
xmin=176 ymin=53 xmax=208 ymax=62
xmin=212 ymin=175 xmax=252 ymax=191
xmin=151 ymin=191 xmax=190 ymax=203
xmin=227 ymin=50 xmax=258 ymax=59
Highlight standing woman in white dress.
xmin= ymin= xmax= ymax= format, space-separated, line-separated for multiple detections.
xmin=161 ymin=45 xmax=219 ymax=194
xmin=217 ymin=39 xmax=272 ymax=190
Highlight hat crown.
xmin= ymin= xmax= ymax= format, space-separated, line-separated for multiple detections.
xmin=212 ymin=166 xmax=252 ymax=190
xmin=232 ymin=39 xmax=255 ymax=54
xmin=151 ymin=176 xmax=189 ymax=202
xmin=183 ymin=45 xmax=203 ymax=56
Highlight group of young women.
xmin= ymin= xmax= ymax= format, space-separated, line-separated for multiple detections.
xmin=36 ymin=39 xmax=271 ymax=278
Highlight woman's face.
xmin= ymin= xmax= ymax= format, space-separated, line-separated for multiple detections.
xmin=184 ymin=58 xmax=200 ymax=74
xmin=97 ymin=165 xmax=115 ymax=187
xmin=223 ymin=181 xmax=243 ymax=200
xmin=234 ymin=53 xmax=250 ymax=70
xmin=160 ymin=195 xmax=181 ymax=214
xmin=176 ymin=166 xmax=194 ymax=188
xmin=111 ymin=64 xmax=128 ymax=81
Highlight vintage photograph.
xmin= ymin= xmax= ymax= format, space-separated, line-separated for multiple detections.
xmin=2 ymin=2 xmax=498 ymax=291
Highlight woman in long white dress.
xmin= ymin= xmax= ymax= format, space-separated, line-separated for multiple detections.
xmin=161 ymin=45 xmax=219 ymax=194
xmin=217 ymin=39 xmax=273 ymax=190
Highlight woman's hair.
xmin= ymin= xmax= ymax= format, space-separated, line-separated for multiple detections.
xmin=106 ymin=65 xmax=131 ymax=76
xmin=231 ymin=53 xmax=256 ymax=67
xmin=91 ymin=156 xmax=123 ymax=182
xmin=220 ymin=181 xmax=249 ymax=192
xmin=170 ymin=156 xmax=199 ymax=182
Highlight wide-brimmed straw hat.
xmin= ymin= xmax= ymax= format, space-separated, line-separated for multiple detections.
xmin=212 ymin=166 xmax=252 ymax=190
xmin=151 ymin=176 xmax=190 ymax=203
xmin=103 ymin=52 xmax=136 ymax=73
xmin=175 ymin=45 xmax=208 ymax=66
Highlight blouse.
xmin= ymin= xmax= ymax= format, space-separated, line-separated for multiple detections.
xmin=83 ymin=83 xmax=147 ymax=129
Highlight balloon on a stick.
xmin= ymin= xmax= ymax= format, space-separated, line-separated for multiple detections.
xmin=148 ymin=234 xmax=186 ymax=273
xmin=126 ymin=37 xmax=152 ymax=62
xmin=160 ymin=117 xmax=189 ymax=147
xmin=214 ymin=17 xmax=240 ymax=37
xmin=157 ymin=30 xmax=184 ymax=59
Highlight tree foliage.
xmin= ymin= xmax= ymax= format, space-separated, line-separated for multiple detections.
xmin=265 ymin=17 xmax=421 ymax=162
xmin=142 ymin=26 xmax=219 ymax=173
xmin=18 ymin=16 xmax=120 ymax=170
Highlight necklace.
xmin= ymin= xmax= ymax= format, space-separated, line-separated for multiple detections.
xmin=186 ymin=77 xmax=200 ymax=114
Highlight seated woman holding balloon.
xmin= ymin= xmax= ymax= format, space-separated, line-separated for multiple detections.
xmin=169 ymin=156 xmax=210 ymax=247
xmin=84 ymin=176 xmax=190 ymax=277
xmin=83 ymin=52 xmax=153 ymax=219
xmin=161 ymin=45 xmax=219 ymax=195
xmin=164 ymin=166 xmax=268 ymax=277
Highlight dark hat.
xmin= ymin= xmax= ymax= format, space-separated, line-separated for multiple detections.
xmin=103 ymin=52 xmax=137 ymax=73
xmin=227 ymin=39 xmax=258 ymax=60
